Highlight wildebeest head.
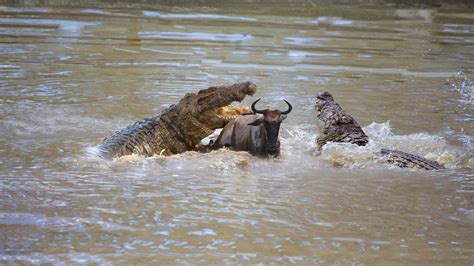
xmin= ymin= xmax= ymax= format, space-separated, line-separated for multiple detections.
xmin=248 ymin=98 xmax=292 ymax=156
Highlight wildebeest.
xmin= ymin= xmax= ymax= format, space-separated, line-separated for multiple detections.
xmin=211 ymin=98 xmax=292 ymax=157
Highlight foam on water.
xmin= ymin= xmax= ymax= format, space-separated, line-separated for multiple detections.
xmin=316 ymin=121 xmax=463 ymax=169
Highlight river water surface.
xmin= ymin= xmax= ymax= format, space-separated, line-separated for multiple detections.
xmin=1 ymin=1 xmax=473 ymax=264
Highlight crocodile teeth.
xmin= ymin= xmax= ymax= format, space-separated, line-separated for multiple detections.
xmin=220 ymin=115 xmax=239 ymax=122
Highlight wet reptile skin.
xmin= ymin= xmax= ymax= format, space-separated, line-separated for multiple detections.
xmin=378 ymin=149 xmax=445 ymax=170
xmin=98 ymin=81 xmax=256 ymax=159
xmin=315 ymin=92 xmax=445 ymax=170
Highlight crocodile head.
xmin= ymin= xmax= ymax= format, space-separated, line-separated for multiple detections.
xmin=174 ymin=81 xmax=257 ymax=145
xmin=315 ymin=91 xmax=334 ymax=112
xmin=314 ymin=91 xmax=369 ymax=149
xmin=193 ymin=81 xmax=256 ymax=129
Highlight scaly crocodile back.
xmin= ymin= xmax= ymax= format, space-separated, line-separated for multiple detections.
xmin=378 ymin=149 xmax=445 ymax=170
xmin=98 ymin=105 xmax=177 ymax=159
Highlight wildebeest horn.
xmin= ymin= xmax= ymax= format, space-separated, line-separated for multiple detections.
xmin=281 ymin=99 xmax=292 ymax=115
xmin=251 ymin=98 xmax=265 ymax=114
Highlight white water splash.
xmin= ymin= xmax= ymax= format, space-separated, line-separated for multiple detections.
xmin=81 ymin=121 xmax=468 ymax=171
xmin=315 ymin=122 xmax=462 ymax=169
xmin=448 ymin=70 xmax=474 ymax=104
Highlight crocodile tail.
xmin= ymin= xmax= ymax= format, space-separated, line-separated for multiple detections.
xmin=378 ymin=149 xmax=445 ymax=170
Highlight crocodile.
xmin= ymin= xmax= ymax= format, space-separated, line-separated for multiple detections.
xmin=315 ymin=91 xmax=369 ymax=149
xmin=98 ymin=81 xmax=256 ymax=159
xmin=315 ymin=92 xmax=445 ymax=170
xmin=378 ymin=149 xmax=445 ymax=170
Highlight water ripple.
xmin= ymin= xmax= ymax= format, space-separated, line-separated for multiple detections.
xmin=142 ymin=10 xmax=257 ymax=22
xmin=139 ymin=31 xmax=253 ymax=42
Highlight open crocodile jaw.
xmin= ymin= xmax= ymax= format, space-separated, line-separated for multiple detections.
xmin=215 ymin=105 xmax=252 ymax=123
xmin=195 ymin=81 xmax=257 ymax=130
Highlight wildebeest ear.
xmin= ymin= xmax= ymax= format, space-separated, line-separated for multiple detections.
xmin=248 ymin=116 xmax=264 ymax=126
xmin=280 ymin=114 xmax=287 ymax=121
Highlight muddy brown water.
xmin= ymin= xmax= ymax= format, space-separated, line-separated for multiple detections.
xmin=0 ymin=1 xmax=473 ymax=264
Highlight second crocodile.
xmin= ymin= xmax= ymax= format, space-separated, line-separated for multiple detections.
xmin=314 ymin=92 xmax=445 ymax=170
